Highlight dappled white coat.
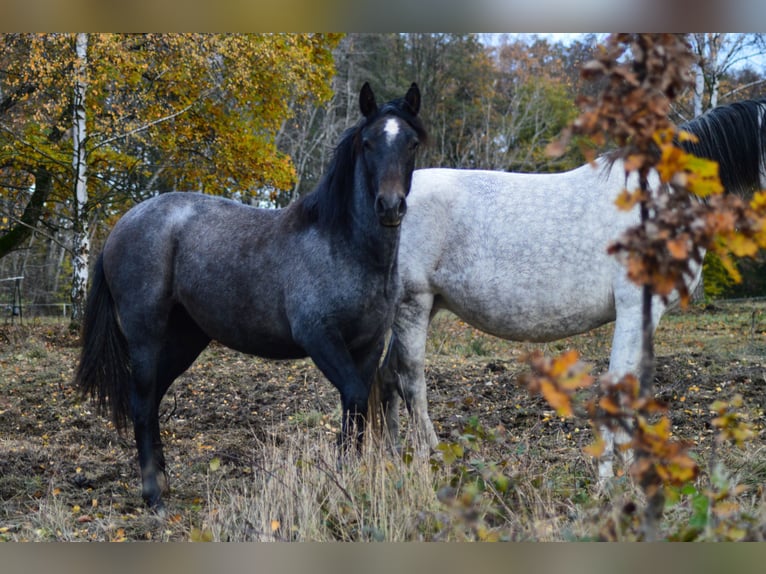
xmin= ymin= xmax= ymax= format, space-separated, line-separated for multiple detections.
xmin=382 ymin=158 xmax=701 ymax=478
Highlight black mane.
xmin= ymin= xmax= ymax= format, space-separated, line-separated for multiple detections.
xmin=679 ymin=98 xmax=766 ymax=196
xmin=296 ymin=98 xmax=427 ymax=230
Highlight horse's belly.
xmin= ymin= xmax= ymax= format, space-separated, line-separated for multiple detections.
xmin=226 ymin=335 xmax=307 ymax=360
xmin=438 ymin=280 xmax=615 ymax=343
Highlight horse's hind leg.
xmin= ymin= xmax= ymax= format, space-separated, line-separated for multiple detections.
xmin=130 ymin=308 xmax=210 ymax=509
xmin=128 ymin=345 xmax=167 ymax=509
xmin=377 ymin=334 xmax=404 ymax=448
xmin=386 ymin=293 xmax=438 ymax=453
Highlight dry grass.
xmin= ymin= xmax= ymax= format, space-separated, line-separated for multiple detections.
xmin=198 ymin=432 xmax=440 ymax=541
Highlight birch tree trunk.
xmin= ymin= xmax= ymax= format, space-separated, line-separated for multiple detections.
xmin=694 ymin=65 xmax=704 ymax=117
xmin=70 ymin=33 xmax=89 ymax=326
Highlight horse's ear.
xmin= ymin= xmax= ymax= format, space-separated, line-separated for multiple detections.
xmin=359 ymin=82 xmax=378 ymax=118
xmin=404 ymin=82 xmax=420 ymax=116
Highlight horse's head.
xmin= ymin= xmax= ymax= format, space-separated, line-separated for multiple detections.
xmin=358 ymin=82 xmax=425 ymax=227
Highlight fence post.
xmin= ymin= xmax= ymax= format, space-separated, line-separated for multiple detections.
xmin=2 ymin=276 xmax=23 ymax=325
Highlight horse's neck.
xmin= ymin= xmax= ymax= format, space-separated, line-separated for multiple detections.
xmin=349 ymin=182 xmax=401 ymax=273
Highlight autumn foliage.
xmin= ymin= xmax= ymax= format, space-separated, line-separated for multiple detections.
xmin=528 ymin=33 xmax=764 ymax=539
xmin=0 ymin=33 xmax=341 ymax=254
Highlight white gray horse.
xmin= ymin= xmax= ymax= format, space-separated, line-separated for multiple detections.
xmin=376 ymin=97 xmax=766 ymax=479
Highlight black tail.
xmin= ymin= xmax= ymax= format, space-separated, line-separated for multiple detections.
xmin=74 ymin=253 xmax=132 ymax=432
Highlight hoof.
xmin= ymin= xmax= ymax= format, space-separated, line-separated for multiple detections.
xmin=142 ymin=488 xmax=166 ymax=514
xmin=146 ymin=497 xmax=166 ymax=517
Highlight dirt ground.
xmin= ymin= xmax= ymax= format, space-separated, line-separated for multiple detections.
xmin=1 ymin=300 xmax=765 ymax=541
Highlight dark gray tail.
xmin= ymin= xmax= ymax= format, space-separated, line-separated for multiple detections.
xmin=74 ymin=253 xmax=132 ymax=432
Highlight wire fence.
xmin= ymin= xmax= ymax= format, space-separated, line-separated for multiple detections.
xmin=3 ymin=302 xmax=71 ymax=324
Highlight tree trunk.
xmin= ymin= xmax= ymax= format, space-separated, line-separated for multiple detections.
xmin=694 ymin=65 xmax=704 ymax=117
xmin=70 ymin=33 xmax=89 ymax=327
xmin=0 ymin=168 xmax=53 ymax=259
xmin=638 ymin=178 xmax=662 ymax=541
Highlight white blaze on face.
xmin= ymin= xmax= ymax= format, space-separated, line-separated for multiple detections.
xmin=384 ymin=118 xmax=400 ymax=145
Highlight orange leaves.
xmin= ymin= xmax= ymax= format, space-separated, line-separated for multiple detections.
xmin=582 ymin=433 xmax=606 ymax=458
xmin=569 ymin=35 xmax=695 ymax=168
xmin=589 ymin=372 xmax=699 ymax=492
xmin=522 ymin=349 xmax=701 ymax=494
xmin=521 ymin=350 xmax=594 ymax=418
xmin=539 ymin=380 xmax=572 ymax=417
xmin=573 ymin=36 xmax=766 ymax=307
xmin=666 ymin=236 xmax=691 ymax=260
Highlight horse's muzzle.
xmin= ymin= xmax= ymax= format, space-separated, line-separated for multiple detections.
xmin=375 ymin=194 xmax=407 ymax=227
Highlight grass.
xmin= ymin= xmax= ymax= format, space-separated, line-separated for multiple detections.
xmin=199 ymin=433 xmax=443 ymax=541
xmin=1 ymin=299 xmax=765 ymax=541
xmin=197 ymin=423 xmax=607 ymax=542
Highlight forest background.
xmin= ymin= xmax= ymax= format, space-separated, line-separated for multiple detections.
xmin=2 ymin=33 xmax=766 ymax=323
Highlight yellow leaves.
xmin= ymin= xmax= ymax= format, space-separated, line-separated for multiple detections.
xmin=710 ymin=394 xmax=755 ymax=448
xmin=3 ymin=33 xmax=340 ymax=215
xmin=632 ymin=414 xmax=699 ymax=487
xmin=614 ymin=188 xmax=645 ymax=211
xmin=749 ymin=190 xmax=766 ymax=215
xmin=679 ymin=155 xmax=724 ymax=198
xmin=189 ymin=527 xmax=214 ymax=542
xmin=637 ymin=413 xmax=670 ymax=442
xmin=436 ymin=442 xmax=465 ymax=465
xmin=724 ymin=234 xmax=760 ymax=258
xmin=654 ymin=129 xmax=723 ymax=197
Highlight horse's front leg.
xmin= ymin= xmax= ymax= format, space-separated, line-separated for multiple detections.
xmin=601 ymin=280 xmax=666 ymax=484
xmin=376 ymin=337 xmax=404 ymax=449
xmin=297 ymin=328 xmax=372 ymax=454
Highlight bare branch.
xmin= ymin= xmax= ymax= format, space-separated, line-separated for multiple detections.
xmin=90 ymin=94 xmax=208 ymax=152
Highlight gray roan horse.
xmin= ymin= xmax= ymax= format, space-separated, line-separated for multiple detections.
xmin=377 ymin=97 xmax=766 ymax=480
xmin=75 ymin=82 xmax=426 ymax=509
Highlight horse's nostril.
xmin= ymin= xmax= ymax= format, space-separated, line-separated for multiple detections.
xmin=375 ymin=195 xmax=386 ymax=214
xmin=398 ymin=198 xmax=407 ymax=217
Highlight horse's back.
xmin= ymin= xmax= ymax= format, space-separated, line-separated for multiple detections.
xmin=101 ymin=192 xmax=302 ymax=354
xmin=400 ymin=165 xmax=634 ymax=340
xmin=104 ymin=192 xmax=277 ymax=290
